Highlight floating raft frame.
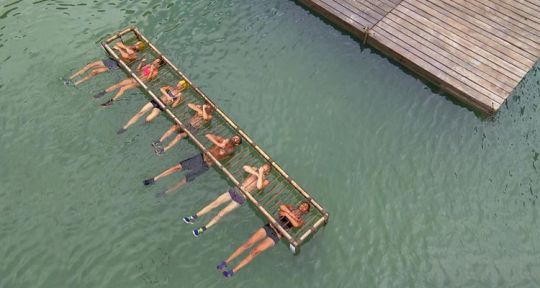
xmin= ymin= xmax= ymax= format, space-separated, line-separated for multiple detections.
xmin=102 ymin=27 xmax=329 ymax=252
xmin=297 ymin=0 xmax=540 ymax=114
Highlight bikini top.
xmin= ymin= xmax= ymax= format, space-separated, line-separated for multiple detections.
xmin=166 ymin=89 xmax=179 ymax=101
xmin=142 ymin=65 xmax=152 ymax=77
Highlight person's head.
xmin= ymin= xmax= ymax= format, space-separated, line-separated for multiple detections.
xmin=177 ymin=79 xmax=189 ymax=91
xmin=231 ymin=135 xmax=242 ymax=146
xmin=133 ymin=41 xmax=145 ymax=51
xmin=298 ymin=201 xmax=311 ymax=214
xmin=152 ymin=57 xmax=163 ymax=67
xmin=203 ymin=104 xmax=214 ymax=114
xmin=261 ymin=163 xmax=272 ymax=175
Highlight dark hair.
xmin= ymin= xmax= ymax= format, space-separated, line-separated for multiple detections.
xmin=235 ymin=136 xmax=242 ymax=145
xmin=299 ymin=201 xmax=311 ymax=212
xmin=205 ymin=105 xmax=214 ymax=113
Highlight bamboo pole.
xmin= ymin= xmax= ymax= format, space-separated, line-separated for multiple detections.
xmin=131 ymin=27 xmax=329 ymax=218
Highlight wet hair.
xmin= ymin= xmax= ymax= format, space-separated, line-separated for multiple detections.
xmin=154 ymin=57 xmax=164 ymax=67
xmin=262 ymin=163 xmax=272 ymax=173
xmin=232 ymin=135 xmax=242 ymax=145
xmin=299 ymin=201 xmax=311 ymax=213
xmin=204 ymin=104 xmax=214 ymax=113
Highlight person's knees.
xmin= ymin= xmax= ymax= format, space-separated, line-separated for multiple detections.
xmin=241 ymin=242 xmax=253 ymax=249
xmin=217 ymin=210 xmax=227 ymax=218
xmin=249 ymin=248 xmax=262 ymax=257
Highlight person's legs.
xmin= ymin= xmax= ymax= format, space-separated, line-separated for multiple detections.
xmin=104 ymin=78 xmax=132 ymax=93
xmin=194 ymin=191 xmax=232 ymax=218
xmin=204 ymin=201 xmax=240 ymax=230
xmin=145 ymin=108 xmax=162 ymax=123
xmin=224 ymin=228 xmax=267 ymax=265
xmin=74 ymin=67 xmax=108 ymax=86
xmin=159 ymin=125 xmax=179 ymax=142
xmin=163 ymin=133 xmax=186 ymax=152
xmin=154 ymin=163 xmax=183 ymax=181
xmin=111 ymin=81 xmax=138 ymax=101
xmin=121 ymin=102 xmax=153 ymax=130
xmin=69 ymin=60 xmax=105 ymax=79
xmin=159 ymin=177 xmax=187 ymax=197
xmin=228 ymin=237 xmax=275 ymax=275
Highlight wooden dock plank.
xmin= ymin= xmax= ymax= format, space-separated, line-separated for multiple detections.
xmin=395 ymin=5 xmax=525 ymax=81
xmin=316 ymin=0 xmax=373 ymax=29
xmin=474 ymin=0 xmax=540 ymax=37
xmin=345 ymin=0 xmax=386 ymax=19
xmin=297 ymin=0 xmax=540 ymax=113
xmin=425 ymin=0 xmax=540 ymax=59
xmin=336 ymin=0 xmax=382 ymax=26
xmin=385 ymin=9 xmax=521 ymax=86
xmin=436 ymin=0 xmax=540 ymax=52
xmin=499 ymin=0 xmax=540 ymax=26
xmin=368 ymin=27 xmax=502 ymax=111
xmin=460 ymin=0 xmax=540 ymax=44
xmin=400 ymin=1 xmax=535 ymax=69
xmin=373 ymin=22 xmax=505 ymax=104
xmin=382 ymin=12 xmax=516 ymax=93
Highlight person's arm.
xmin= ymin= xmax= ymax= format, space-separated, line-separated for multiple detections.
xmin=188 ymin=103 xmax=203 ymax=114
xmin=243 ymin=165 xmax=259 ymax=176
xmin=115 ymin=42 xmax=128 ymax=50
xmin=148 ymin=68 xmax=158 ymax=80
xmin=117 ymin=49 xmax=131 ymax=61
xmin=206 ymin=134 xmax=227 ymax=148
xmin=287 ymin=213 xmax=304 ymax=228
xmin=202 ymin=105 xmax=209 ymax=119
xmin=171 ymin=95 xmax=183 ymax=108
xmin=136 ymin=59 xmax=147 ymax=72
xmin=159 ymin=86 xmax=174 ymax=96
xmin=278 ymin=207 xmax=304 ymax=228
xmin=256 ymin=168 xmax=267 ymax=190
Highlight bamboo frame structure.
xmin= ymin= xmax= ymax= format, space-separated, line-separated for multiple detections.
xmin=101 ymin=27 xmax=329 ymax=250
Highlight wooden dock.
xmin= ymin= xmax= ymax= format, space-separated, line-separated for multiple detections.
xmin=102 ymin=27 xmax=329 ymax=252
xmin=298 ymin=0 xmax=540 ymax=113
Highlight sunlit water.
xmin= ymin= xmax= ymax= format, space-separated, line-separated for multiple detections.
xmin=0 ymin=0 xmax=539 ymax=287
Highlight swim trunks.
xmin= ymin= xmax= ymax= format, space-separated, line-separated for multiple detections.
xmin=228 ymin=187 xmax=246 ymax=205
xmin=167 ymin=89 xmax=179 ymax=101
xmin=177 ymin=123 xmax=198 ymax=135
xmin=179 ymin=153 xmax=209 ymax=182
xmin=102 ymin=58 xmax=119 ymax=70
xmin=263 ymin=224 xmax=280 ymax=244
xmin=263 ymin=216 xmax=293 ymax=244
xmin=150 ymin=99 xmax=164 ymax=111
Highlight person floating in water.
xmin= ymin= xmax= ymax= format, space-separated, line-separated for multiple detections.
xmin=184 ymin=163 xmax=271 ymax=237
xmin=117 ymin=80 xmax=189 ymax=134
xmin=95 ymin=57 xmax=162 ymax=106
xmin=217 ymin=202 xmax=311 ymax=278
xmin=152 ymin=102 xmax=214 ymax=154
xmin=143 ymin=134 xmax=242 ymax=197
xmin=68 ymin=41 xmax=144 ymax=86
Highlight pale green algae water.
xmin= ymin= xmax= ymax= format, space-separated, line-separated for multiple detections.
xmin=1 ymin=0 xmax=540 ymax=287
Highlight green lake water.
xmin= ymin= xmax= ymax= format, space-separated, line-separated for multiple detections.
xmin=1 ymin=0 xmax=539 ymax=287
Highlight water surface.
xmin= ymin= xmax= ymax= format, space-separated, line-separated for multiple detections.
xmin=0 ymin=0 xmax=539 ymax=287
